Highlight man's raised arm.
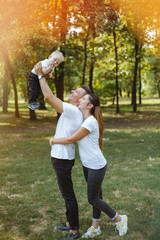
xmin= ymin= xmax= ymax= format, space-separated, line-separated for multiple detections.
xmin=35 ymin=63 xmax=63 ymax=114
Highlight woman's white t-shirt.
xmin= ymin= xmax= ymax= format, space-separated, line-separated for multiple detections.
xmin=51 ymin=102 xmax=83 ymax=160
xmin=78 ymin=115 xmax=107 ymax=170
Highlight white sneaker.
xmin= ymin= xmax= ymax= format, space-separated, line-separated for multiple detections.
xmin=82 ymin=226 xmax=101 ymax=238
xmin=114 ymin=215 xmax=128 ymax=236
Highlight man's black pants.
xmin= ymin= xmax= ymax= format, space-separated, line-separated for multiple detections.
xmin=51 ymin=157 xmax=79 ymax=230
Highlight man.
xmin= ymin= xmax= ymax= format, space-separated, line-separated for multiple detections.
xmin=35 ymin=63 xmax=91 ymax=240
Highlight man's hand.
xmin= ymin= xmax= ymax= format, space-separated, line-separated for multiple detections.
xmin=48 ymin=72 xmax=52 ymax=78
xmin=34 ymin=62 xmax=43 ymax=76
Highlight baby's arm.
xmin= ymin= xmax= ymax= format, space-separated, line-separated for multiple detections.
xmin=42 ymin=65 xmax=54 ymax=75
xmin=48 ymin=72 xmax=53 ymax=78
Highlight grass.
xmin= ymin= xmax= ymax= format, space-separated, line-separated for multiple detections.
xmin=0 ymin=98 xmax=160 ymax=240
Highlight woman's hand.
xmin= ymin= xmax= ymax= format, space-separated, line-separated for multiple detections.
xmin=49 ymin=136 xmax=55 ymax=146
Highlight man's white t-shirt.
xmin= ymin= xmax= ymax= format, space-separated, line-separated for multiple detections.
xmin=51 ymin=102 xmax=83 ymax=160
xmin=78 ymin=115 xmax=107 ymax=169
xmin=31 ymin=59 xmax=54 ymax=75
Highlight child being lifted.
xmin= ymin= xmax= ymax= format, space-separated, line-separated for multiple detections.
xmin=27 ymin=50 xmax=64 ymax=110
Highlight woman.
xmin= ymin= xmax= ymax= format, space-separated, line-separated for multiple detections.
xmin=50 ymin=94 xmax=128 ymax=239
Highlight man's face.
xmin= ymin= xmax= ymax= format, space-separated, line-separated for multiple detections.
xmin=69 ymin=87 xmax=86 ymax=105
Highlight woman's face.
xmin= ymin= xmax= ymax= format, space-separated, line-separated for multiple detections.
xmin=78 ymin=94 xmax=90 ymax=111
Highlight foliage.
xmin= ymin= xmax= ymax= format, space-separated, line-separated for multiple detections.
xmin=0 ymin=0 xmax=160 ymax=116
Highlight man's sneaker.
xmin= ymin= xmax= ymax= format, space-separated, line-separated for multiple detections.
xmin=28 ymin=102 xmax=40 ymax=110
xmin=54 ymin=222 xmax=70 ymax=231
xmin=61 ymin=231 xmax=80 ymax=239
xmin=82 ymin=226 xmax=101 ymax=238
xmin=114 ymin=215 xmax=128 ymax=236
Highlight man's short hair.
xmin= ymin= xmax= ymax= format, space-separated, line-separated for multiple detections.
xmin=81 ymin=85 xmax=92 ymax=96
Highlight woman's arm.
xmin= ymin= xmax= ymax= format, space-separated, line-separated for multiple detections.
xmin=50 ymin=126 xmax=90 ymax=145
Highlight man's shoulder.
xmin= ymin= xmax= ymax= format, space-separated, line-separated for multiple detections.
xmin=63 ymin=102 xmax=82 ymax=116
xmin=63 ymin=102 xmax=78 ymax=110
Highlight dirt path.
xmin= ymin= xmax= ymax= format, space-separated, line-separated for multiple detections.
xmin=0 ymin=110 xmax=160 ymax=139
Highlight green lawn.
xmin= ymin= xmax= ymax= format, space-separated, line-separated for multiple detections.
xmin=0 ymin=99 xmax=160 ymax=240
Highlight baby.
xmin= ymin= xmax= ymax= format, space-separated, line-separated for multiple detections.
xmin=27 ymin=51 xmax=64 ymax=110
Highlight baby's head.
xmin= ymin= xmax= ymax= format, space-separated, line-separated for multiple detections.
xmin=48 ymin=51 xmax=64 ymax=67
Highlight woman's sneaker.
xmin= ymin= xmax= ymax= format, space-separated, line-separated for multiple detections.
xmin=114 ymin=215 xmax=128 ymax=236
xmin=82 ymin=226 xmax=101 ymax=238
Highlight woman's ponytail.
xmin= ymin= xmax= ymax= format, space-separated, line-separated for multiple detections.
xmin=88 ymin=94 xmax=104 ymax=152
xmin=94 ymin=106 xmax=103 ymax=152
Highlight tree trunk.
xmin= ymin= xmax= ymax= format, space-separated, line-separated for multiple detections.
xmin=89 ymin=61 xmax=94 ymax=93
xmin=1 ymin=47 xmax=20 ymax=118
xmin=158 ymin=86 xmax=160 ymax=98
xmin=82 ymin=30 xmax=89 ymax=85
xmin=56 ymin=0 xmax=67 ymax=102
xmin=3 ymin=66 xmax=9 ymax=113
xmin=139 ymin=65 xmax=142 ymax=104
xmin=138 ymin=44 xmax=142 ymax=105
xmin=157 ymin=80 xmax=160 ymax=98
xmin=54 ymin=0 xmax=67 ymax=118
xmin=88 ymin=20 xmax=96 ymax=93
xmin=113 ymin=27 xmax=119 ymax=114
xmin=54 ymin=68 xmax=58 ymax=95
xmin=132 ymin=40 xmax=139 ymax=112
xmin=38 ymin=92 xmax=46 ymax=110
xmin=54 ymin=68 xmax=61 ymax=119
xmin=119 ymin=88 xmax=122 ymax=97
xmin=112 ymin=94 xmax=116 ymax=105
xmin=29 ymin=109 xmax=37 ymax=120
xmin=57 ymin=61 xmax=64 ymax=102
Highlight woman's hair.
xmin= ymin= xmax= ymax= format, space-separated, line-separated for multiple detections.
xmin=88 ymin=94 xmax=103 ymax=151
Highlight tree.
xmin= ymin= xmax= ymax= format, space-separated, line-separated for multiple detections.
xmin=113 ymin=26 xmax=119 ymax=113
xmin=99 ymin=3 xmax=121 ymax=112
xmin=1 ymin=47 xmax=19 ymax=117
xmin=132 ymin=39 xmax=139 ymax=112
xmin=82 ymin=28 xmax=89 ymax=85
xmin=138 ymin=44 xmax=143 ymax=104
xmin=0 ymin=0 xmax=40 ymax=118
xmin=2 ymin=65 xmax=9 ymax=113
